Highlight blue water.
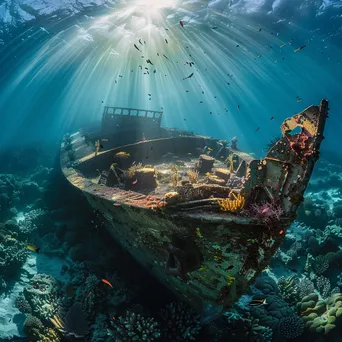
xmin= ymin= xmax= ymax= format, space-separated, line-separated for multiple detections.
xmin=0 ymin=0 xmax=341 ymax=157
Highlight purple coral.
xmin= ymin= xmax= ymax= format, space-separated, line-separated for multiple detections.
xmin=249 ymin=201 xmax=284 ymax=225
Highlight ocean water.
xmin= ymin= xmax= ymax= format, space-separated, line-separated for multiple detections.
xmin=0 ymin=0 xmax=342 ymax=341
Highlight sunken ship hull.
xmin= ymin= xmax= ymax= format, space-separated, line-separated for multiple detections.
xmin=61 ymin=102 xmax=328 ymax=316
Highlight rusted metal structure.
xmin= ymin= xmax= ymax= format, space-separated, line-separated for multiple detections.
xmin=60 ymin=100 xmax=328 ymax=318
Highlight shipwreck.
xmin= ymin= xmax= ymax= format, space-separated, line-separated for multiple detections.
xmin=60 ymin=100 xmax=328 ymax=318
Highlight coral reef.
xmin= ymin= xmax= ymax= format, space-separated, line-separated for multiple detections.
xmin=277 ymin=315 xmax=304 ymax=340
xmin=23 ymin=274 xmax=60 ymax=319
xmin=249 ymin=201 xmax=284 ymax=225
xmin=160 ymin=302 xmax=201 ymax=341
xmin=109 ymin=310 xmax=161 ymax=341
xmin=0 ymin=227 xmax=28 ymax=282
xmin=217 ymin=193 xmax=245 ymax=212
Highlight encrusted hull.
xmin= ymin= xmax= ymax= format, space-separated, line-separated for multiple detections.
xmin=61 ymin=101 xmax=328 ymax=317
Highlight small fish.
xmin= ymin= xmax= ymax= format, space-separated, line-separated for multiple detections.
xmin=270 ymin=116 xmax=274 ymax=120
xmin=113 ymin=203 xmax=121 ymax=207
xmin=26 ymin=244 xmax=40 ymax=254
xmin=101 ymin=139 xmax=109 ymax=142
xmin=100 ymin=144 xmax=104 ymax=149
xmin=154 ymin=70 xmax=156 ymax=73
xmin=226 ymin=265 xmax=234 ymax=270
xmin=115 ymin=152 xmax=130 ymax=158
xmin=148 ymin=93 xmax=151 ymax=96
xmin=258 ymin=28 xmax=262 ymax=31
xmin=102 ymin=279 xmax=113 ymax=288
xmin=238 ymin=105 xmax=240 ymax=110
xmin=157 ymin=53 xmax=160 ymax=56
xmin=207 ymin=148 xmax=213 ymax=151
xmin=146 ymin=59 xmax=153 ymax=65
xmin=180 ymin=20 xmax=184 ymax=28
xmin=163 ymin=54 xmax=169 ymax=60
xmin=249 ymin=298 xmax=267 ymax=306
xmin=279 ymin=230 xmax=284 ymax=235
xmin=294 ymin=45 xmax=306 ymax=52
xmin=134 ymin=44 xmax=141 ymax=52
xmin=87 ymin=291 xmax=92 ymax=298
xmin=297 ymin=98 xmax=302 ymax=103
xmin=256 ymin=127 xmax=260 ymax=132
xmin=280 ymin=44 xmax=286 ymax=48
xmin=139 ymin=39 xmax=143 ymax=45
xmin=183 ymin=72 xmax=194 ymax=80
xmin=212 ymin=26 xmax=218 ymax=29
xmin=132 ymin=179 xmax=138 ymax=185
xmin=165 ymin=39 xmax=168 ymax=44
xmin=305 ymin=210 xmax=311 ymax=216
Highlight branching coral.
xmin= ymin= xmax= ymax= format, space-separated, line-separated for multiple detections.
xmin=160 ymin=302 xmax=201 ymax=341
xmin=316 ymin=276 xmax=331 ymax=299
xmin=218 ymin=193 xmax=245 ymax=212
xmin=249 ymin=201 xmax=284 ymax=225
xmin=278 ymin=275 xmax=300 ymax=306
xmin=187 ymin=170 xmax=199 ymax=184
xmin=15 ymin=295 xmax=32 ymax=314
xmin=109 ymin=311 xmax=161 ymax=341
xmin=170 ymin=164 xmax=179 ymax=187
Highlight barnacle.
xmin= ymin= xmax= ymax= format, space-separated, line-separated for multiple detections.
xmin=218 ymin=193 xmax=245 ymax=212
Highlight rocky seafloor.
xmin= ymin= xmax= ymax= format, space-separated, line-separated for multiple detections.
xmin=1 ymin=145 xmax=342 ymax=342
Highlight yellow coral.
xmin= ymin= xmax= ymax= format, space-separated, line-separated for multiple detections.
xmin=218 ymin=193 xmax=245 ymax=212
xmin=170 ymin=164 xmax=179 ymax=187
xmin=226 ymin=154 xmax=234 ymax=172
xmin=187 ymin=170 xmax=199 ymax=184
xmin=127 ymin=162 xmax=143 ymax=178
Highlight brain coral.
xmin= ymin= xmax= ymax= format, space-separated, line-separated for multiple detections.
xmin=298 ymin=292 xmax=342 ymax=335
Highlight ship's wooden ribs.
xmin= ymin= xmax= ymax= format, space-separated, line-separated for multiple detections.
xmin=167 ymin=198 xmax=220 ymax=209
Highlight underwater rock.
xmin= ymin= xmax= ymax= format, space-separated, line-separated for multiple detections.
xmin=64 ymin=302 xmax=89 ymax=337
